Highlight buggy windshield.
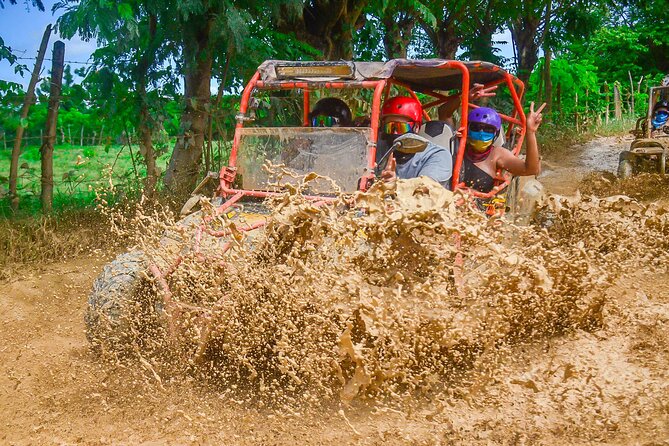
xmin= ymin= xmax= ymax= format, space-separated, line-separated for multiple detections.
xmin=235 ymin=127 xmax=372 ymax=193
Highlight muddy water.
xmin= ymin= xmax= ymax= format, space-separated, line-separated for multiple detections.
xmin=2 ymin=137 xmax=669 ymax=445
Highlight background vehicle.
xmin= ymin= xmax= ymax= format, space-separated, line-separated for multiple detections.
xmin=618 ymin=85 xmax=669 ymax=178
xmin=87 ymin=59 xmax=535 ymax=354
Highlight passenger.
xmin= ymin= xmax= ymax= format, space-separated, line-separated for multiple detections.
xmin=378 ymin=96 xmax=453 ymax=188
xmin=651 ymin=100 xmax=669 ymax=134
xmin=309 ymin=97 xmax=353 ymax=127
xmin=461 ymin=103 xmax=545 ymax=193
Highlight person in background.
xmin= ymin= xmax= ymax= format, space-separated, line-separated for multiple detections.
xmin=651 ymin=100 xmax=669 ymax=135
xmin=379 ymin=96 xmax=453 ymax=188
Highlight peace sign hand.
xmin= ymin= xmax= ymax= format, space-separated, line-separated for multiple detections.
xmin=527 ymin=101 xmax=547 ymax=133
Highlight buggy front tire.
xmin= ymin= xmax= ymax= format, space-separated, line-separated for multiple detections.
xmin=659 ymin=151 xmax=666 ymax=175
xmin=617 ymin=152 xmax=634 ymax=179
xmin=85 ymin=251 xmax=146 ymax=356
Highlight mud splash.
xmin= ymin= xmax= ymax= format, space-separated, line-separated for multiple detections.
xmin=116 ymin=176 xmax=669 ymax=411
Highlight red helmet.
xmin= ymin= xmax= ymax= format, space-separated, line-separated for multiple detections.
xmin=382 ymin=96 xmax=423 ymax=125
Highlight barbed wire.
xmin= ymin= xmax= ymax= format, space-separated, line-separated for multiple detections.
xmin=15 ymin=56 xmax=94 ymax=65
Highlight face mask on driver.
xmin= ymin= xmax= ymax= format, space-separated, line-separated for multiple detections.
xmin=467 ymin=129 xmax=495 ymax=152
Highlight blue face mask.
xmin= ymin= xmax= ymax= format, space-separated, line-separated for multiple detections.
xmin=652 ymin=111 xmax=668 ymax=129
xmin=469 ymin=129 xmax=495 ymax=143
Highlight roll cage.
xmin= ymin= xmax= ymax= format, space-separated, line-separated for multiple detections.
xmin=219 ymin=59 xmax=527 ymax=201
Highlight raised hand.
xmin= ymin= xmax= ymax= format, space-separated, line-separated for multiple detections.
xmin=469 ymin=83 xmax=498 ymax=102
xmin=527 ymin=101 xmax=547 ymax=133
xmin=381 ymin=153 xmax=397 ymax=183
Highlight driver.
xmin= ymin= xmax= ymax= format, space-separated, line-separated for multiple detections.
xmin=309 ymin=97 xmax=353 ymax=127
xmin=651 ymin=100 xmax=669 ymax=135
xmin=281 ymin=98 xmax=353 ymax=168
xmin=379 ymin=96 xmax=453 ymax=188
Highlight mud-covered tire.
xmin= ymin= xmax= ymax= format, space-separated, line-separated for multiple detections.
xmin=85 ymin=251 xmax=147 ymax=355
xmin=659 ymin=152 xmax=666 ymax=175
xmin=618 ymin=152 xmax=634 ymax=179
xmin=504 ymin=177 xmax=545 ymax=225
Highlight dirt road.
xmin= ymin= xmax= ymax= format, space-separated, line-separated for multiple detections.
xmin=2 ymin=136 xmax=668 ymax=445
xmin=539 ymin=135 xmax=630 ymax=194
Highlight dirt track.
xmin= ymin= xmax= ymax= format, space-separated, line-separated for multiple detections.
xmin=3 ymin=135 xmax=669 ymax=445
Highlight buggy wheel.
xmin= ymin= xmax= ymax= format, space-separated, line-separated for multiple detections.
xmin=504 ymin=177 xmax=544 ymax=225
xmin=504 ymin=176 xmax=521 ymax=223
xmin=659 ymin=152 xmax=666 ymax=175
xmin=85 ymin=251 xmax=147 ymax=355
xmin=618 ymin=152 xmax=634 ymax=179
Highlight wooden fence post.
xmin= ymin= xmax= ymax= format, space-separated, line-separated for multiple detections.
xmin=40 ymin=40 xmax=65 ymax=214
xmin=628 ymin=71 xmax=635 ymax=116
xmin=9 ymin=24 xmax=52 ymax=211
xmin=575 ymin=92 xmax=579 ymax=133
xmin=80 ymin=126 xmax=84 ymax=146
xmin=613 ymin=82 xmax=622 ymax=120
xmin=604 ymin=83 xmax=610 ymax=125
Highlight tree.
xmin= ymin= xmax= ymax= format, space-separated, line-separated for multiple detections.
xmin=460 ymin=0 xmax=507 ymax=64
xmin=58 ymin=0 xmax=175 ymax=196
xmin=277 ymin=0 xmax=369 ymax=60
xmin=418 ymin=0 xmax=469 ymax=59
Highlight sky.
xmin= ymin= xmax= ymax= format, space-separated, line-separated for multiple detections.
xmin=0 ymin=0 xmax=97 ymax=88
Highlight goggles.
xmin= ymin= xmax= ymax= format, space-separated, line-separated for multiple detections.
xmin=311 ymin=115 xmax=341 ymax=127
xmin=655 ymin=110 xmax=669 ymax=119
xmin=383 ymin=121 xmax=417 ymax=135
xmin=469 ymin=122 xmax=498 ymax=133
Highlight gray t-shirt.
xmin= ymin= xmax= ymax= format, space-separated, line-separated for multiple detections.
xmin=395 ymin=142 xmax=453 ymax=189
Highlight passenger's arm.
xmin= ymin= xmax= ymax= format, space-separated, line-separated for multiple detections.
xmin=497 ymin=102 xmax=545 ymax=176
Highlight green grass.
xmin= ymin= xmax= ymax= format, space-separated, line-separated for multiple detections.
xmin=0 ymin=143 xmax=173 ymax=216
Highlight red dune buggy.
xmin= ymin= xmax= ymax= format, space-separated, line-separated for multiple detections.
xmin=86 ymin=59 xmax=539 ymax=354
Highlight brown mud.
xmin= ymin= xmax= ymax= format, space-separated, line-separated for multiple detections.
xmin=2 ymin=136 xmax=669 ymax=445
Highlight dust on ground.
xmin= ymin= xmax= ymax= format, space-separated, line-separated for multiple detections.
xmin=2 ymin=136 xmax=669 ymax=445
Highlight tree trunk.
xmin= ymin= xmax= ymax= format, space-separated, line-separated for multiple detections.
xmin=163 ymin=15 xmax=214 ymax=197
xmin=382 ymin=13 xmax=414 ymax=59
xmin=510 ymin=15 xmax=540 ymax=87
xmin=40 ymin=41 xmax=65 ymax=214
xmin=277 ymin=0 xmax=368 ymax=59
xmin=467 ymin=25 xmax=499 ymax=63
xmin=435 ymin=21 xmax=460 ymax=59
xmin=137 ymin=14 xmax=159 ymax=198
xmin=9 ymin=24 xmax=51 ymax=211
xmin=544 ymin=47 xmax=553 ymax=115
